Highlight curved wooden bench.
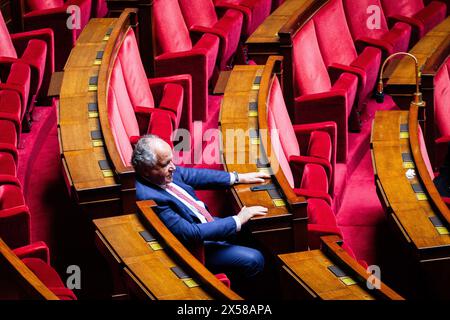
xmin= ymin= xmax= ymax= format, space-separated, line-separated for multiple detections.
xmin=93 ymin=200 xmax=241 ymax=300
xmin=59 ymin=10 xmax=138 ymax=218
xmin=385 ymin=17 xmax=450 ymax=167
xmin=220 ymin=55 xmax=308 ymax=253
xmin=278 ymin=235 xmax=404 ymax=300
xmin=371 ymin=103 xmax=450 ymax=299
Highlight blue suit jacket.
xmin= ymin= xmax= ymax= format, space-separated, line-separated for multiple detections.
xmin=136 ymin=166 xmax=237 ymax=244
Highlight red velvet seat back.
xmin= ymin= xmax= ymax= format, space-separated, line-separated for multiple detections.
xmin=268 ymin=77 xmax=300 ymax=159
xmin=108 ymin=58 xmax=140 ymax=167
xmin=418 ymin=124 xmax=434 ymax=179
xmin=381 ymin=0 xmax=424 ymax=17
xmin=292 ymin=20 xmax=332 ymax=97
xmin=268 ymin=106 xmax=295 ymax=188
xmin=313 ymin=0 xmax=358 ymax=67
xmin=0 ymin=185 xmax=24 ymax=209
xmin=342 ymin=0 xmax=390 ymax=40
xmin=117 ymin=29 xmax=155 ymax=110
xmin=0 ymin=13 xmax=18 ymax=58
xmin=178 ymin=0 xmax=218 ymax=29
xmin=153 ymin=0 xmax=193 ymax=55
xmin=434 ymin=57 xmax=450 ymax=138
xmin=26 ymin=0 xmax=64 ymax=11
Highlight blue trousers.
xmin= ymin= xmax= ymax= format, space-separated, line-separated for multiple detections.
xmin=204 ymin=241 xmax=265 ymax=279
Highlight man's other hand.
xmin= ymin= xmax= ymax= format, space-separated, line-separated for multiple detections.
xmin=238 ymin=172 xmax=270 ymax=184
xmin=237 ymin=206 xmax=268 ymax=225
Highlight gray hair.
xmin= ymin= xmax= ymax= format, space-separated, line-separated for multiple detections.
xmin=131 ymin=134 xmax=165 ymax=170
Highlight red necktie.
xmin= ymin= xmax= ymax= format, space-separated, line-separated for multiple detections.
xmin=166 ymin=184 xmax=214 ymax=222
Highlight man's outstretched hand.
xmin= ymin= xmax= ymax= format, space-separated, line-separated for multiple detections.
xmin=237 ymin=206 xmax=268 ymax=225
xmin=238 ymin=172 xmax=270 ymax=184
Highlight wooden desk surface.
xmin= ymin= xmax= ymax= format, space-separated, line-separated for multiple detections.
xmin=278 ymin=236 xmax=403 ymax=300
xmin=371 ymin=110 xmax=450 ymax=249
xmin=246 ymin=0 xmax=315 ymax=45
xmin=58 ymin=17 xmax=122 ymax=213
xmin=94 ymin=214 xmax=213 ymax=300
xmin=220 ymin=64 xmax=290 ymax=219
xmin=220 ymin=57 xmax=308 ymax=253
xmin=386 ymin=16 xmax=450 ymax=87
xmin=93 ymin=201 xmax=242 ymax=300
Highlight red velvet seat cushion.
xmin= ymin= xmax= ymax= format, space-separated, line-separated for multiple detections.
xmin=147 ymin=111 xmax=174 ymax=148
xmin=0 ymin=120 xmax=18 ymax=147
xmin=26 ymin=0 xmax=65 ymax=11
xmin=22 ymin=258 xmax=77 ymax=300
xmin=0 ymin=183 xmax=24 ymax=209
xmin=307 ymin=198 xmax=337 ymax=226
xmin=300 ymin=163 xmax=329 ymax=193
xmin=0 ymin=152 xmax=16 ymax=176
xmin=0 ymin=90 xmax=23 ymax=127
xmin=308 ymin=130 xmax=332 ymax=161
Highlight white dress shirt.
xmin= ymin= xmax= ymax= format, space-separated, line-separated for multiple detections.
xmin=165 ymin=175 xmax=241 ymax=231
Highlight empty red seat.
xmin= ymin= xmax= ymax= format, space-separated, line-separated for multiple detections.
xmin=0 ymin=176 xmax=30 ymax=249
xmin=117 ymin=29 xmax=192 ymax=132
xmin=108 ymin=28 xmax=192 ymax=167
xmin=268 ymin=77 xmax=337 ymax=194
xmin=214 ymin=0 xmax=272 ymax=36
xmin=12 ymin=242 xmax=77 ymax=300
xmin=21 ymin=0 xmax=92 ymax=71
xmin=154 ymin=0 xmax=220 ymax=122
xmin=0 ymin=147 xmax=17 ymax=177
xmin=292 ymin=19 xmax=358 ymax=163
xmin=313 ymin=0 xmax=382 ymax=119
xmin=179 ymin=0 xmax=244 ymax=70
xmin=342 ymin=0 xmax=412 ymax=57
xmin=0 ymin=12 xmax=54 ymax=127
xmin=0 ymin=63 xmax=31 ymax=125
xmin=381 ymin=0 xmax=447 ymax=44
xmin=306 ymin=198 xmax=342 ymax=249
xmin=0 ymin=89 xmax=25 ymax=136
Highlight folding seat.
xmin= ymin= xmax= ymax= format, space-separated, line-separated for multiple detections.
xmin=20 ymin=0 xmax=92 ymax=71
xmin=268 ymin=77 xmax=337 ymax=195
xmin=306 ymin=198 xmax=342 ymax=249
xmin=10 ymin=241 xmax=77 ymax=300
xmin=0 ymin=12 xmax=54 ymax=128
xmin=381 ymin=0 xmax=447 ymax=44
xmin=268 ymin=99 xmax=333 ymax=206
xmin=0 ymin=88 xmax=27 ymax=140
xmin=313 ymin=0 xmax=382 ymax=119
xmin=0 ymin=176 xmax=30 ymax=249
xmin=0 ymin=146 xmax=17 ymax=177
xmin=0 ymin=63 xmax=31 ymax=124
xmin=153 ymin=0 xmax=220 ymax=122
xmin=342 ymin=0 xmax=412 ymax=57
xmin=292 ymin=19 xmax=358 ymax=163
xmin=214 ymin=0 xmax=272 ymax=36
xmin=178 ymin=0 xmax=244 ymax=70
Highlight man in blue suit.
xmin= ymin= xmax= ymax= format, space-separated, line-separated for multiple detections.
xmin=132 ymin=135 xmax=269 ymax=286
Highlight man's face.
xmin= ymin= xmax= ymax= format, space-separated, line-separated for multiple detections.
xmin=141 ymin=142 xmax=176 ymax=186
